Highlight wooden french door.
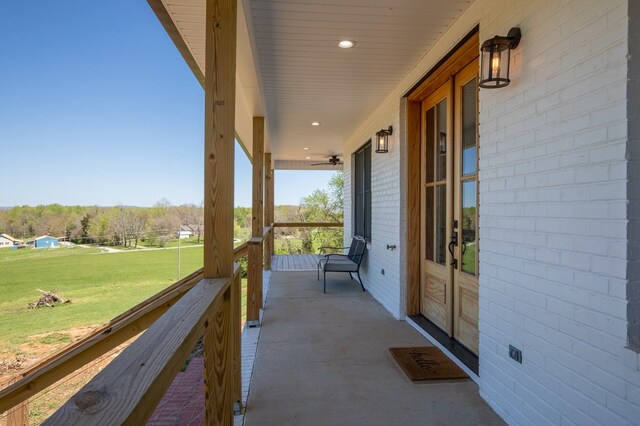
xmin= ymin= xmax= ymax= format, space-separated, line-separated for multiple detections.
xmin=420 ymin=59 xmax=479 ymax=354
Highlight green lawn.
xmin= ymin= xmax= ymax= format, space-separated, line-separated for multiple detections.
xmin=461 ymin=242 xmax=476 ymax=275
xmin=0 ymin=245 xmax=205 ymax=347
xmin=142 ymin=238 xmax=203 ymax=248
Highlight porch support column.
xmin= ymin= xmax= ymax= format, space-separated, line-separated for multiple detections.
xmin=264 ymin=152 xmax=274 ymax=270
xmin=203 ymin=0 xmax=237 ymax=423
xmin=203 ymin=0 xmax=235 ymax=279
xmin=247 ymin=117 xmax=264 ymax=325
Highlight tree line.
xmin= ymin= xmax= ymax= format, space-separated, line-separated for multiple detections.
xmin=0 ymin=200 xmax=203 ymax=248
xmin=0 ymin=172 xmax=345 ymax=252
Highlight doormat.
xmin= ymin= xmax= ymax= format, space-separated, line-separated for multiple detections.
xmin=389 ymin=347 xmax=468 ymax=381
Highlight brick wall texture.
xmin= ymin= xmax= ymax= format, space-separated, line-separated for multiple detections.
xmin=342 ymin=0 xmax=640 ymax=424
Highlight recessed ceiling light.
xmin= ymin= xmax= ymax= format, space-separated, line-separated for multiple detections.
xmin=306 ymin=156 xmax=311 ymax=159
xmin=338 ymin=40 xmax=355 ymax=48
xmin=303 ymin=147 xmax=309 ymax=150
xmin=311 ymin=122 xmax=321 ymax=126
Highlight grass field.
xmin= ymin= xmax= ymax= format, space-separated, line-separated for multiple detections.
xmin=0 ymin=245 xmax=210 ymax=350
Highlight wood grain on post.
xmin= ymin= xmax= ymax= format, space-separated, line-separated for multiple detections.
xmin=252 ymin=117 xmax=264 ymax=237
xmin=5 ymin=377 xmax=28 ymax=426
xmin=264 ymin=153 xmax=274 ymax=270
xmin=247 ymin=117 xmax=264 ymax=318
xmin=231 ymin=266 xmax=242 ymax=409
xmin=246 ymin=241 xmax=262 ymax=323
xmin=203 ymin=0 xmax=236 ymax=279
xmin=406 ymin=99 xmax=421 ymax=315
xmin=204 ymin=285 xmax=233 ymax=425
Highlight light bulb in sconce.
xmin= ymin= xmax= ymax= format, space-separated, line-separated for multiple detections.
xmin=491 ymin=51 xmax=501 ymax=74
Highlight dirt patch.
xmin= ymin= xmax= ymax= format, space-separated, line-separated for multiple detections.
xmin=0 ymin=327 xmax=138 ymax=425
xmin=0 ymin=326 xmax=98 ymax=384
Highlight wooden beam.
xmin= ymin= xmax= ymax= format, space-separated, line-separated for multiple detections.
xmin=204 ymin=284 xmax=233 ymax=424
xmin=247 ymin=117 xmax=264 ymax=323
xmin=246 ymin=243 xmax=261 ymax=323
xmin=264 ymin=153 xmax=274 ymax=270
xmin=44 ymin=278 xmax=230 ymax=425
xmin=252 ymin=117 xmax=264 ymax=236
xmin=273 ymin=222 xmax=343 ymax=228
xmin=5 ymin=377 xmax=27 ymax=426
xmin=231 ymin=266 xmax=242 ymax=409
xmin=204 ymin=0 xmax=236 ymax=279
xmin=406 ymin=99 xmax=421 ymax=315
xmin=233 ymin=242 xmax=248 ymax=260
xmin=262 ymin=226 xmax=271 ymax=239
xmin=406 ymin=31 xmax=479 ymax=102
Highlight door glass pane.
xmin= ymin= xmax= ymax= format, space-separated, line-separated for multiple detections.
xmin=436 ymin=185 xmax=447 ymax=265
xmin=462 ymin=79 xmax=477 ymax=176
xmin=436 ymin=99 xmax=447 ymax=181
xmin=424 ymin=186 xmax=434 ymax=261
xmin=461 ymin=180 xmax=477 ymax=275
xmin=425 ymin=107 xmax=435 ymax=183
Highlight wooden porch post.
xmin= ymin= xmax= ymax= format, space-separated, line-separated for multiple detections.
xmin=247 ymin=117 xmax=264 ymax=325
xmin=5 ymin=377 xmax=28 ymax=426
xmin=203 ymin=0 xmax=236 ymax=423
xmin=264 ymin=153 xmax=274 ymax=270
xmin=203 ymin=0 xmax=235 ymax=279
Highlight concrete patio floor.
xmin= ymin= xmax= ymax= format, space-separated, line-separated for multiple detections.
xmin=244 ymin=271 xmax=503 ymax=425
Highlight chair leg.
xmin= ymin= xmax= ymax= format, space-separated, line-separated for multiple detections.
xmin=323 ymin=271 xmax=327 ymax=293
xmin=348 ymin=272 xmax=353 ymax=280
xmin=356 ymin=272 xmax=365 ymax=292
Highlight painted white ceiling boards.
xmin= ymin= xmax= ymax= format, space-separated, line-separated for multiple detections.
xmin=152 ymin=0 xmax=472 ymax=166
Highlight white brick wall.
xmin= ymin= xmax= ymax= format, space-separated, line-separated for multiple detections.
xmin=342 ymin=0 xmax=640 ymax=423
xmin=343 ymin=99 xmax=403 ymax=319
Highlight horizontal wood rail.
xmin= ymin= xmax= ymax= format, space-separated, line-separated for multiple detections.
xmin=0 ymin=269 xmax=204 ymax=414
xmin=234 ymin=242 xmax=248 ymax=259
xmin=45 ymin=267 xmax=241 ymax=424
xmin=0 ymin=245 xmax=248 ymax=416
xmin=273 ymin=222 xmax=343 ymax=228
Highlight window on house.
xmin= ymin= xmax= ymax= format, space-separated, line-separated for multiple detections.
xmin=353 ymin=140 xmax=372 ymax=241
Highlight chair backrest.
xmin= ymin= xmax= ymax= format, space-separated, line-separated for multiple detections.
xmin=347 ymin=236 xmax=367 ymax=266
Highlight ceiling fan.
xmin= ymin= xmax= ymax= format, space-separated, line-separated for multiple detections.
xmin=310 ymin=155 xmax=343 ymax=166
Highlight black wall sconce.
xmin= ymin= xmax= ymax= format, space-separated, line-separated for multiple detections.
xmin=376 ymin=125 xmax=392 ymax=153
xmin=480 ymin=27 xmax=521 ymax=89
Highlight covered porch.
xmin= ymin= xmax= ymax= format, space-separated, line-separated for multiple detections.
xmin=4 ymin=0 xmax=638 ymax=423
xmin=149 ymin=269 xmax=501 ymax=425
xmin=243 ymin=270 xmax=500 ymax=425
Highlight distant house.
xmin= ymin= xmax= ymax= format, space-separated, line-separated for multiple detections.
xmin=178 ymin=225 xmax=193 ymax=239
xmin=187 ymin=224 xmax=203 ymax=240
xmin=26 ymin=235 xmax=59 ymax=249
xmin=0 ymin=234 xmax=22 ymax=248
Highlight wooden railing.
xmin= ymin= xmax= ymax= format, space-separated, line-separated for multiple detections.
xmin=0 ymin=244 xmax=248 ymax=424
xmin=245 ymin=225 xmax=272 ymax=324
xmin=45 ymin=266 xmax=242 ymax=424
xmin=273 ymin=222 xmax=343 ymax=228
xmin=0 ymin=269 xmax=204 ymax=417
xmin=1 ymin=225 xmax=342 ymax=424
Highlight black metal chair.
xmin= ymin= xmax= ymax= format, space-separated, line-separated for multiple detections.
xmin=317 ymin=236 xmax=366 ymax=293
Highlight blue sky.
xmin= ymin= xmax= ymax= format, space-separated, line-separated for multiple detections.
xmin=0 ymin=1 xmax=334 ymax=208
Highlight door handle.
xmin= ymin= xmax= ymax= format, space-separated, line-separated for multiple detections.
xmin=448 ymin=231 xmax=458 ymax=268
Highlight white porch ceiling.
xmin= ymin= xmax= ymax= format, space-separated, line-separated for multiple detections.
xmin=153 ymin=0 xmax=473 ymax=165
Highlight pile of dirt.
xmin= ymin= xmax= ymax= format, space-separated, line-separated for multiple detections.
xmin=0 ymin=355 xmax=28 ymax=377
xmin=28 ymin=289 xmax=71 ymax=308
